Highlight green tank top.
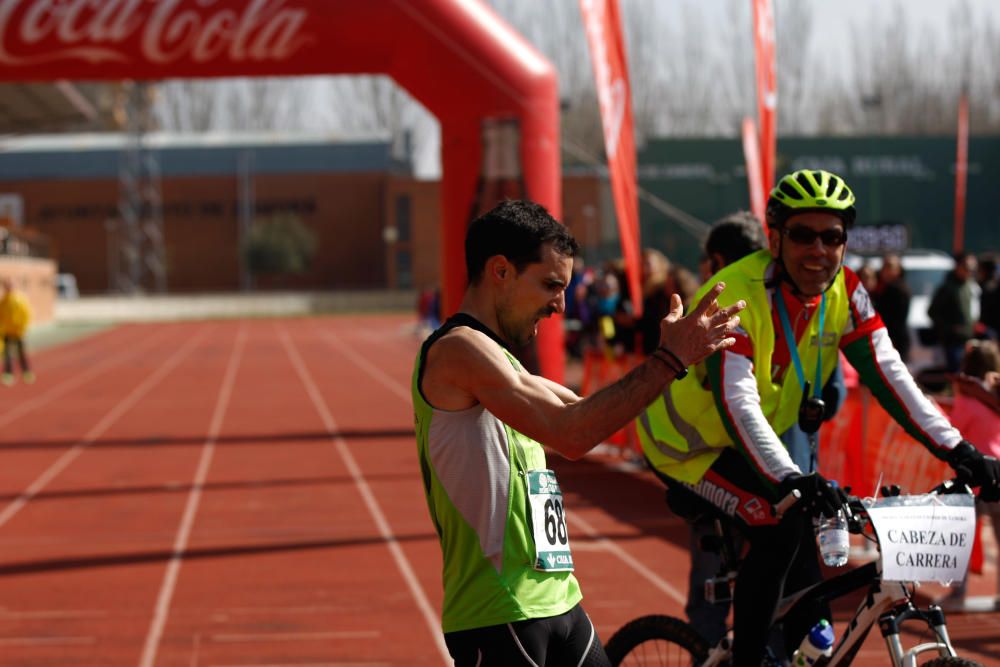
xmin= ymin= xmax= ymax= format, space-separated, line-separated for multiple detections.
xmin=412 ymin=316 xmax=581 ymax=632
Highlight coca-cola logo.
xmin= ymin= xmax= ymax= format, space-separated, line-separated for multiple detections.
xmin=0 ymin=0 xmax=313 ymax=67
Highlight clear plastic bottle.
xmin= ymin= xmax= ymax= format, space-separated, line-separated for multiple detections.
xmin=791 ymin=619 xmax=835 ymax=665
xmin=816 ymin=510 xmax=850 ymax=567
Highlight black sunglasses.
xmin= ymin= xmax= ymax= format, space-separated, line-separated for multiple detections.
xmin=782 ymin=226 xmax=848 ymax=247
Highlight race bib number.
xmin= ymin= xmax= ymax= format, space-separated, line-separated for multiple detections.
xmin=527 ymin=470 xmax=574 ymax=572
xmin=867 ymin=493 xmax=975 ymax=584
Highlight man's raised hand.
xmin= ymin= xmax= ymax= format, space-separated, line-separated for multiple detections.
xmin=658 ymin=282 xmax=745 ymax=369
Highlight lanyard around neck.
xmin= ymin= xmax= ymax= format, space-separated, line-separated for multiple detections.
xmin=775 ymin=289 xmax=826 ymax=399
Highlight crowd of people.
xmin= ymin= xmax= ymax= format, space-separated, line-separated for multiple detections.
xmin=410 ymin=170 xmax=1000 ymax=666
xmin=561 ymin=250 xmax=699 ymax=362
xmin=566 ymin=235 xmax=1000 ymax=389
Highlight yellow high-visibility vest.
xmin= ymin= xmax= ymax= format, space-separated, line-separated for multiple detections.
xmin=638 ymin=249 xmax=850 ymax=483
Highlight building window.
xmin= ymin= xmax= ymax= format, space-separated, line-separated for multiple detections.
xmin=395 ymin=194 xmax=412 ymax=242
xmin=396 ymin=249 xmax=412 ymax=288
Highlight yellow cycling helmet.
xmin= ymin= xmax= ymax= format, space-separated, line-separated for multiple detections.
xmin=766 ymin=169 xmax=857 ymax=228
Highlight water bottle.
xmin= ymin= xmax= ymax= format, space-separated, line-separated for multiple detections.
xmin=816 ymin=510 xmax=850 ymax=567
xmin=791 ymin=619 xmax=835 ymax=665
xmin=815 ymin=481 xmax=849 ymax=567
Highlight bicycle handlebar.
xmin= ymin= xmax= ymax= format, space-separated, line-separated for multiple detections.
xmin=770 ymin=488 xmax=801 ymax=519
xmin=839 ymin=477 xmax=976 ymax=534
xmin=769 ymin=478 xmax=974 ymax=527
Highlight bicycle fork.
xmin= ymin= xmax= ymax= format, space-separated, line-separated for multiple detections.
xmin=879 ymin=602 xmax=958 ymax=667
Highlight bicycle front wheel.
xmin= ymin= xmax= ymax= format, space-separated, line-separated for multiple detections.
xmin=921 ymin=658 xmax=984 ymax=667
xmin=604 ymin=615 xmax=711 ymax=666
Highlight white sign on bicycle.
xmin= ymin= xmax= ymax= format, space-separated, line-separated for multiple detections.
xmin=866 ymin=493 xmax=976 ymax=584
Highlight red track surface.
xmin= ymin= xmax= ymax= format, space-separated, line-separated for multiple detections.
xmin=0 ymin=316 xmax=995 ymax=666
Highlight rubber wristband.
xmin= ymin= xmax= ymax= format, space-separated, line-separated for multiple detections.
xmin=656 ymin=346 xmax=689 ymax=379
xmin=653 ymin=349 xmax=687 ymax=379
xmin=650 ymin=350 xmax=682 ymax=377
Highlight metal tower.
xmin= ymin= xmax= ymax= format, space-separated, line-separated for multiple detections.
xmin=110 ymin=81 xmax=166 ymax=294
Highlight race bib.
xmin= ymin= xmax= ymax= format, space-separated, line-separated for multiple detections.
xmin=527 ymin=470 xmax=574 ymax=572
xmin=867 ymin=493 xmax=976 ymax=584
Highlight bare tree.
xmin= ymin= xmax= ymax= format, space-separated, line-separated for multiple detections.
xmin=844 ymin=0 xmax=1000 ymax=136
xmin=152 ymin=0 xmax=1000 ymax=162
xmin=775 ymin=0 xmax=816 ymax=135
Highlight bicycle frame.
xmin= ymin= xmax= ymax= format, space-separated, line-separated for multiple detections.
xmin=699 ymin=510 xmax=967 ymax=667
xmin=778 ymin=560 xmax=958 ymax=666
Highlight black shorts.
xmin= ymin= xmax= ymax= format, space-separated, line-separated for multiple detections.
xmin=444 ymin=603 xmax=611 ymax=667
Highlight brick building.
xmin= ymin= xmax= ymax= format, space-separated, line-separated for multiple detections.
xmin=0 ymin=133 xmax=612 ymax=295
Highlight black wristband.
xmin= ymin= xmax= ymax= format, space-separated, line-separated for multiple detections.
xmin=656 ymin=346 xmax=689 ymax=379
xmin=650 ymin=350 xmax=677 ymax=373
xmin=652 ymin=348 xmax=687 ymax=380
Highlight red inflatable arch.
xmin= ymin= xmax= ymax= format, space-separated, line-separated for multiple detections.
xmin=0 ymin=0 xmax=566 ymax=379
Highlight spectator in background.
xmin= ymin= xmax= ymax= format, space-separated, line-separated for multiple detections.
xmin=0 ymin=278 xmax=33 ymax=385
xmin=584 ymin=265 xmax=626 ymax=355
xmin=564 ymin=256 xmax=594 ymax=358
xmin=416 ymin=286 xmax=442 ymax=337
xmin=856 ymin=263 xmax=878 ymax=293
xmin=929 ymin=252 xmax=981 ymax=372
xmin=978 ymin=254 xmax=1000 ymax=340
xmin=634 ymin=249 xmax=674 ymax=356
xmin=669 ymin=264 xmax=700 ymax=311
xmin=701 ymin=211 xmax=767 ymax=276
xmin=872 ymin=253 xmax=912 ymax=362
xmin=629 ymin=249 xmax=701 ymax=357
xmin=940 ymin=339 xmax=1000 ymax=608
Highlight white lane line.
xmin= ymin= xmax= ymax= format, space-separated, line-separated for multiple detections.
xmin=314 ymin=329 xmax=409 ymax=402
xmin=279 ymin=327 xmax=451 ymax=666
xmin=0 ymin=636 xmax=97 ymax=646
xmin=0 ymin=326 xmax=214 ymax=531
xmin=210 ymin=632 xmax=378 ymax=643
xmin=208 ymin=605 xmax=354 ymax=615
xmin=210 ymin=663 xmax=390 ymax=667
xmin=0 ymin=325 xmax=172 ymax=429
xmin=0 ymin=608 xmax=107 ymax=619
xmin=316 ymin=325 xmax=687 ymax=606
xmin=138 ymin=326 xmax=246 ymax=667
xmin=567 ymin=512 xmax=686 ymax=606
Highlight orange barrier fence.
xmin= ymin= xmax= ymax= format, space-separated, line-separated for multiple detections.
xmin=817 ymin=387 xmax=988 ymax=572
xmin=818 ymin=387 xmax=952 ymax=497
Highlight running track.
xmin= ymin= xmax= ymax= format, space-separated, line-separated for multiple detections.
xmin=0 ymin=316 xmax=996 ymax=666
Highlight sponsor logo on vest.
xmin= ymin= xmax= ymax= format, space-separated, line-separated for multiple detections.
xmin=809 ymin=331 xmax=838 ymax=348
xmin=0 ymin=0 xmax=312 ymax=66
xmin=688 ymin=478 xmax=739 ymax=517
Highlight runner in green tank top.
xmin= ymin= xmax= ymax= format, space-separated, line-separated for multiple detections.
xmin=413 ymin=200 xmax=745 ymax=666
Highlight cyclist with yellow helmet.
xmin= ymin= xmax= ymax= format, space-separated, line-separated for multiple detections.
xmin=638 ymin=169 xmax=1000 ymax=666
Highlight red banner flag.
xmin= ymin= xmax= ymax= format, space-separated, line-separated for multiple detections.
xmin=578 ymin=0 xmax=642 ymax=317
xmin=953 ymin=92 xmax=969 ymax=254
xmin=752 ymin=0 xmax=777 ymax=200
xmin=741 ymin=116 xmax=766 ymax=228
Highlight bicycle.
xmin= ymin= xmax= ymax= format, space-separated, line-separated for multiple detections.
xmin=604 ymin=479 xmax=986 ymax=667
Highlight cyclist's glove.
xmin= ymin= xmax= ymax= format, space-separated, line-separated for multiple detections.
xmin=948 ymin=440 xmax=1000 ymax=502
xmin=777 ymin=472 xmax=847 ymax=519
